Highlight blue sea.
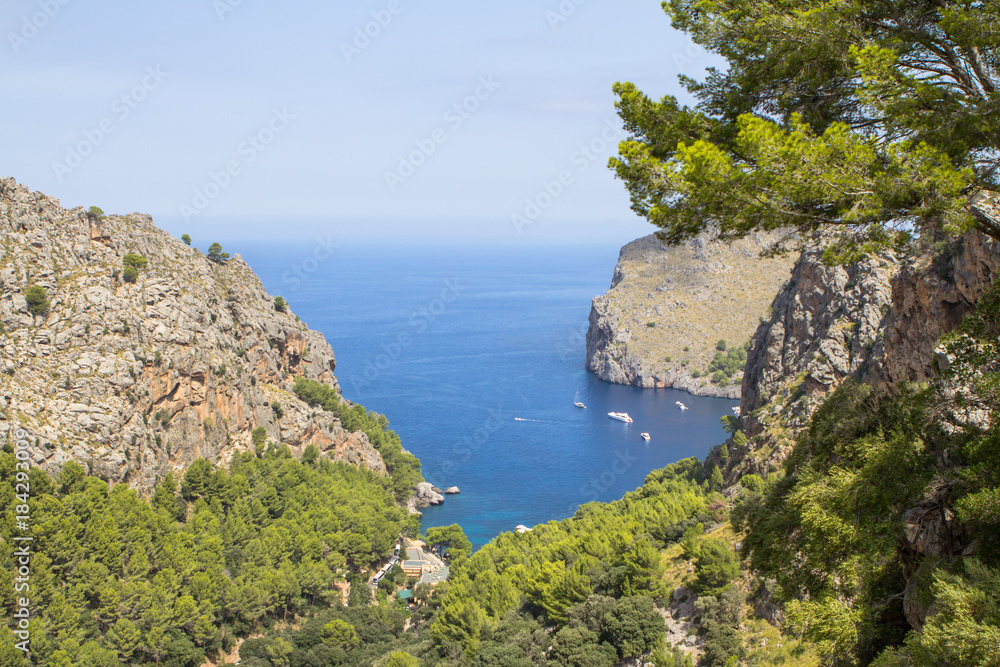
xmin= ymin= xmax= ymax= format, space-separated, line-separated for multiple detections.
xmin=236 ymin=243 xmax=735 ymax=548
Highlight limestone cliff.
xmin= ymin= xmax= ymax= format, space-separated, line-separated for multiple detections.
xmin=586 ymin=232 xmax=797 ymax=398
xmin=0 ymin=178 xmax=386 ymax=491
xmin=729 ymin=195 xmax=1000 ymax=479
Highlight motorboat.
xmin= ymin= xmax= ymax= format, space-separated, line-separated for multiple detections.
xmin=641 ymin=432 xmax=651 ymax=442
xmin=732 ymin=406 xmax=741 ymax=416
xmin=676 ymin=401 xmax=689 ymax=411
xmin=608 ymin=412 xmax=633 ymax=423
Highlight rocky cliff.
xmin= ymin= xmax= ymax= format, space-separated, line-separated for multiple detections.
xmin=586 ymin=232 xmax=797 ymax=398
xmin=0 ymin=178 xmax=386 ymax=491
xmin=729 ymin=196 xmax=1000 ymax=479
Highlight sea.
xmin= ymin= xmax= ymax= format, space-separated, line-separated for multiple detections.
xmin=236 ymin=243 xmax=737 ymax=549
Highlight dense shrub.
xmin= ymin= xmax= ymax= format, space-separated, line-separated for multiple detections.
xmin=24 ymin=285 xmax=49 ymax=315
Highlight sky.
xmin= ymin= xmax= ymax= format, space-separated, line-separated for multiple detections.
xmin=1 ymin=0 xmax=721 ymax=246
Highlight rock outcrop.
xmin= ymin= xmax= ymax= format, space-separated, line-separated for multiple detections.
xmin=730 ymin=219 xmax=1000 ymax=479
xmin=408 ymin=482 xmax=445 ymax=513
xmin=0 ymin=178 xmax=386 ymax=491
xmin=586 ymin=232 xmax=796 ymax=398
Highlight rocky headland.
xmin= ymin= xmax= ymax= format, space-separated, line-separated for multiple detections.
xmin=586 ymin=231 xmax=797 ymax=398
xmin=0 ymin=178 xmax=389 ymax=492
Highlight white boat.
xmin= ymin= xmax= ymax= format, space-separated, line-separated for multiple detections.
xmin=574 ymin=390 xmax=586 ymax=409
xmin=641 ymin=432 xmax=651 ymax=442
xmin=732 ymin=406 xmax=741 ymax=416
xmin=676 ymin=401 xmax=688 ymax=411
xmin=608 ymin=412 xmax=633 ymax=423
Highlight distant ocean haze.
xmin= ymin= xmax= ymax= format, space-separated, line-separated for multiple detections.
xmin=237 ymin=243 xmax=737 ymax=548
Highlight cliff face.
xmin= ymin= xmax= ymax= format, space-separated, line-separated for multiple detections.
xmin=731 ymin=223 xmax=1000 ymax=479
xmin=0 ymin=178 xmax=386 ymax=491
xmin=586 ymin=232 xmax=796 ymax=398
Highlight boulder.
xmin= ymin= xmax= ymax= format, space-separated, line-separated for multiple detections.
xmin=412 ymin=482 xmax=444 ymax=507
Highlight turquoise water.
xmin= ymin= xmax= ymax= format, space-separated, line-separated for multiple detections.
xmin=236 ymin=243 xmax=735 ymax=548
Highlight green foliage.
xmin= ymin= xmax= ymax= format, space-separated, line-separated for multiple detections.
xmin=122 ymin=253 xmax=148 ymax=270
xmin=88 ymin=206 xmax=105 ymax=217
xmin=24 ymin=285 xmax=49 ymax=316
xmin=716 ymin=340 xmax=726 ymax=351
xmin=207 ymin=242 xmax=230 ymax=262
xmin=0 ymin=449 xmax=416 ymax=666
xmin=735 ymin=283 xmax=1000 ymax=664
xmin=431 ymin=459 xmax=709 ymax=657
xmin=707 ymin=344 xmax=748 ymax=379
xmin=709 ymin=465 xmax=724 ymax=491
xmin=874 ymin=559 xmax=1000 ymax=667
xmin=294 ymin=376 xmax=424 ymax=501
xmin=547 ymin=626 xmax=617 ymax=666
xmin=610 ymin=0 xmax=999 ymax=261
xmin=693 ymin=538 xmax=739 ymax=597
xmin=385 ymin=651 xmax=420 ymax=667
xmin=271 ymin=400 xmax=283 ymax=419
xmin=425 ymin=524 xmax=472 ymax=564
xmin=273 ymin=296 xmax=287 ymax=313
xmin=697 ymin=586 xmax=746 ymax=667
xmin=122 ymin=265 xmax=138 ymax=283
xmin=181 ymin=234 xmax=192 ymax=246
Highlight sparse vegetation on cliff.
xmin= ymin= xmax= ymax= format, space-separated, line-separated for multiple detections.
xmin=293 ymin=377 xmax=423 ymax=501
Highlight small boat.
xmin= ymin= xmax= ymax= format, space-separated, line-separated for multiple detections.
xmin=732 ymin=406 xmax=741 ymax=416
xmin=676 ymin=401 xmax=688 ymax=411
xmin=574 ymin=390 xmax=586 ymax=409
xmin=608 ymin=412 xmax=633 ymax=423
xmin=641 ymin=432 xmax=651 ymax=442
xmin=515 ymin=417 xmax=526 ymax=421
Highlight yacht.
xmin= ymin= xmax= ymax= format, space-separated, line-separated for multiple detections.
xmin=641 ymin=432 xmax=651 ymax=442
xmin=676 ymin=401 xmax=689 ymax=411
xmin=574 ymin=390 xmax=586 ymax=409
xmin=608 ymin=412 xmax=633 ymax=423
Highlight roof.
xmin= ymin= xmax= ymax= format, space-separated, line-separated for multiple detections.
xmin=402 ymin=561 xmax=424 ymax=569
xmin=398 ymin=590 xmax=414 ymax=600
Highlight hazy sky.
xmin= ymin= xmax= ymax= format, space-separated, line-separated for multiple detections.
xmin=2 ymin=0 xmax=720 ymax=245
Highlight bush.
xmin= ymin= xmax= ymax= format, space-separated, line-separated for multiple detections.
xmin=646 ymin=321 xmax=657 ymax=328
xmin=123 ymin=266 xmax=138 ymax=283
xmin=271 ymin=401 xmax=283 ymax=419
xmin=88 ymin=206 xmax=105 ymax=217
xmin=694 ymin=538 xmax=740 ymax=596
xmin=274 ymin=296 xmax=287 ymax=313
xmin=24 ymin=285 xmax=49 ymax=316
xmin=122 ymin=253 xmax=148 ymax=270
xmin=181 ymin=234 xmax=192 ymax=246
xmin=717 ymin=339 xmax=727 ymax=351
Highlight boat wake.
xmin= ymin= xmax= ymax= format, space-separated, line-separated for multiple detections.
xmin=514 ymin=417 xmax=546 ymax=422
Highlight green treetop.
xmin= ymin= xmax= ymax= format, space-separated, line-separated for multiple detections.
xmin=610 ymin=0 xmax=1000 ymax=263
xmin=207 ymin=242 xmax=230 ymax=262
